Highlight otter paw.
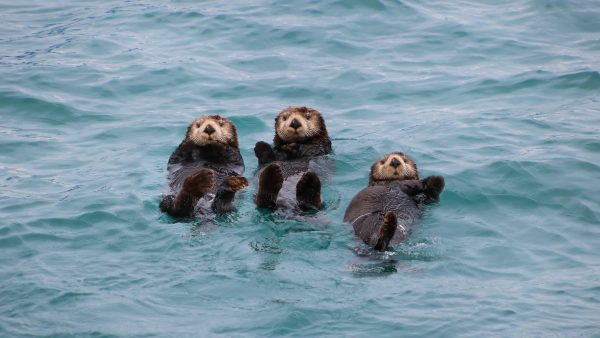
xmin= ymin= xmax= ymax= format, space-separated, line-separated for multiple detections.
xmin=222 ymin=176 xmax=249 ymax=192
xmin=182 ymin=168 xmax=216 ymax=197
xmin=375 ymin=211 xmax=397 ymax=252
xmin=423 ymin=175 xmax=445 ymax=201
xmin=159 ymin=195 xmax=176 ymax=213
xmin=254 ymin=141 xmax=275 ymax=164
xmin=296 ymin=171 xmax=323 ymax=210
xmin=255 ymin=163 xmax=284 ymax=209
xmin=280 ymin=143 xmax=300 ymax=157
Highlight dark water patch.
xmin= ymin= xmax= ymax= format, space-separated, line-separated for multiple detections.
xmin=0 ymin=91 xmax=114 ymax=126
xmin=280 ymin=30 xmax=320 ymax=45
xmin=583 ymin=140 xmax=600 ymax=152
xmin=208 ymin=84 xmax=262 ymax=99
xmin=552 ymin=70 xmax=600 ymax=90
xmin=227 ymin=55 xmax=290 ymax=73
xmin=142 ymin=10 xmax=205 ymax=25
xmin=272 ymin=85 xmax=333 ymax=100
xmin=330 ymin=0 xmax=387 ymax=11
xmin=229 ymin=115 xmax=269 ymax=134
xmin=0 ymin=234 xmax=26 ymax=249
xmin=89 ymin=125 xmax=171 ymax=143
xmin=323 ymin=39 xmax=371 ymax=57
xmin=465 ymin=70 xmax=600 ymax=97
xmin=103 ymin=67 xmax=197 ymax=97
xmin=0 ymin=141 xmax=64 ymax=166
xmin=48 ymin=291 xmax=95 ymax=306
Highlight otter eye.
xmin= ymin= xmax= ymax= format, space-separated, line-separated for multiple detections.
xmin=218 ymin=120 xmax=224 ymax=127
xmin=380 ymin=160 xmax=385 ymax=165
xmin=305 ymin=113 xmax=311 ymax=119
xmin=196 ymin=122 xmax=201 ymax=127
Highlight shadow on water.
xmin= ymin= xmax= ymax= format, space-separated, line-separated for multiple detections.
xmin=249 ymin=208 xmax=334 ymax=271
xmin=346 ymin=244 xmax=406 ymax=278
xmin=346 ymin=234 xmax=443 ymax=277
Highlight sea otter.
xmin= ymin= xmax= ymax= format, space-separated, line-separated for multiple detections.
xmin=160 ymin=115 xmax=248 ymax=218
xmin=343 ymin=152 xmax=444 ymax=251
xmin=253 ymin=106 xmax=332 ymax=211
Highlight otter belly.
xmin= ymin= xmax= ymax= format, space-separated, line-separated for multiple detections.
xmin=167 ymin=162 xmax=240 ymax=194
xmin=344 ymin=185 xmax=424 ymax=246
xmin=254 ymin=156 xmax=332 ymax=210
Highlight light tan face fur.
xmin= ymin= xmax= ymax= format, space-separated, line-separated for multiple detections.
xmin=188 ymin=115 xmax=236 ymax=146
xmin=275 ymin=108 xmax=322 ymax=142
xmin=371 ymin=153 xmax=419 ymax=181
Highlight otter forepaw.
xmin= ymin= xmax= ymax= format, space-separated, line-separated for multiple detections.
xmin=211 ymin=176 xmax=248 ymax=214
xmin=222 ymin=176 xmax=249 ymax=192
xmin=254 ymin=141 xmax=275 ymax=165
xmin=423 ymin=175 xmax=445 ymax=202
xmin=374 ymin=211 xmax=397 ymax=252
xmin=182 ymin=168 xmax=216 ymax=198
xmin=280 ymin=143 xmax=300 ymax=158
xmin=296 ymin=171 xmax=323 ymax=210
xmin=255 ymin=163 xmax=284 ymax=210
xmin=159 ymin=195 xmax=176 ymax=213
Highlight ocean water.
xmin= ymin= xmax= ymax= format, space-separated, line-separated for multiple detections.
xmin=1 ymin=0 xmax=599 ymax=337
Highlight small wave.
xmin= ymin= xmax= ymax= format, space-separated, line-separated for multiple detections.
xmin=465 ymin=70 xmax=600 ymax=96
xmin=0 ymin=90 xmax=114 ymax=126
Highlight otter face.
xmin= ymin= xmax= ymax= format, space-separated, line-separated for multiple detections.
xmin=275 ymin=106 xmax=326 ymax=143
xmin=187 ymin=115 xmax=238 ymax=148
xmin=370 ymin=152 xmax=419 ymax=182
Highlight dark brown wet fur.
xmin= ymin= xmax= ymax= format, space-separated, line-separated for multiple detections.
xmin=254 ymin=141 xmax=276 ymax=165
xmin=255 ymin=163 xmax=284 ymax=210
xmin=160 ymin=115 xmax=246 ymax=218
xmin=212 ymin=176 xmax=249 ymax=213
xmin=296 ymin=171 xmax=323 ymax=210
xmin=345 ymin=152 xmax=445 ymax=251
xmin=374 ymin=211 xmax=397 ymax=251
xmin=160 ymin=168 xmax=216 ymax=217
xmin=254 ymin=106 xmax=332 ymax=211
xmin=422 ymin=175 xmax=445 ymax=203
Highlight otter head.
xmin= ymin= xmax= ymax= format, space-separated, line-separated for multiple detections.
xmin=186 ymin=115 xmax=239 ymax=148
xmin=369 ymin=152 xmax=419 ymax=183
xmin=274 ymin=106 xmax=328 ymax=143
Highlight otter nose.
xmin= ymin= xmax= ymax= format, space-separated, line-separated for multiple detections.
xmin=390 ymin=158 xmax=401 ymax=168
xmin=204 ymin=124 xmax=216 ymax=135
xmin=290 ymin=118 xmax=301 ymax=130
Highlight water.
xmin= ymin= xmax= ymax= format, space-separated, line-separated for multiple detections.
xmin=1 ymin=1 xmax=599 ymax=336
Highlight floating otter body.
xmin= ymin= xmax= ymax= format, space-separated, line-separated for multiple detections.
xmin=253 ymin=106 xmax=332 ymax=211
xmin=344 ymin=152 xmax=444 ymax=251
xmin=160 ymin=115 xmax=248 ymax=218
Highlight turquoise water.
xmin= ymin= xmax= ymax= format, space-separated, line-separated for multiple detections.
xmin=1 ymin=0 xmax=599 ymax=336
